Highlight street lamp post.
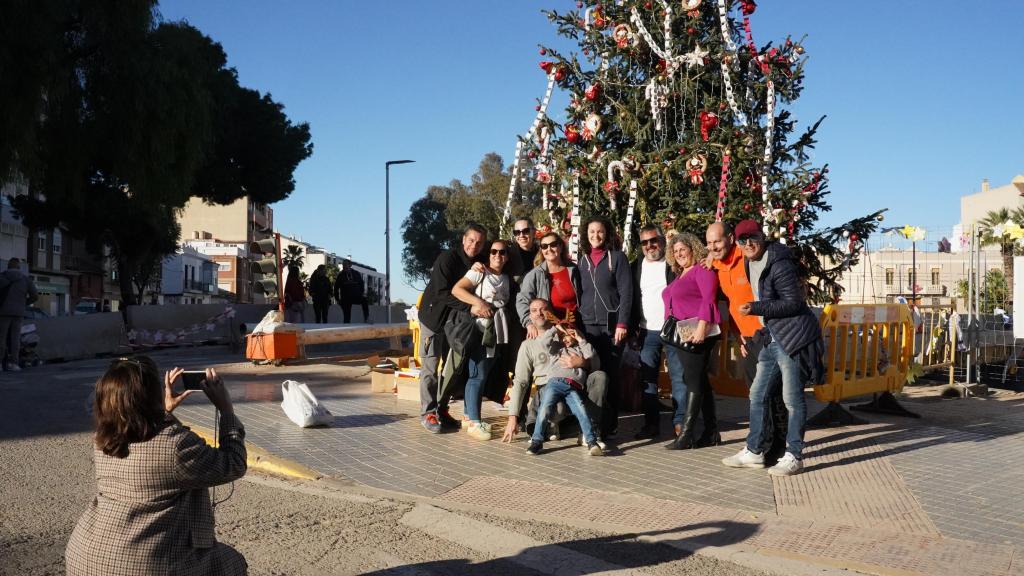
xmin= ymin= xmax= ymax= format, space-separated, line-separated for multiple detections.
xmin=385 ymin=160 xmax=415 ymax=324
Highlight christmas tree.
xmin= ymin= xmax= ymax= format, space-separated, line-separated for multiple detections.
xmin=500 ymin=0 xmax=884 ymax=304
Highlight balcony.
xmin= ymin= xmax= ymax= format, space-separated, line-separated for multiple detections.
xmin=184 ymin=279 xmax=215 ymax=293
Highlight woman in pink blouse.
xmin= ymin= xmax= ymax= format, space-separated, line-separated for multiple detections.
xmin=662 ymin=232 xmax=722 ymax=450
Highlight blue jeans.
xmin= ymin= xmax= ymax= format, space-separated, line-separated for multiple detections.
xmin=640 ymin=329 xmax=687 ymax=425
xmin=463 ymin=346 xmax=494 ymax=422
xmin=746 ymin=341 xmax=807 ymax=457
xmin=531 ymin=378 xmax=596 ymax=445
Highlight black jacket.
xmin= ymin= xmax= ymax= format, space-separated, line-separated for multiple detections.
xmin=334 ymin=268 xmax=365 ymax=302
xmin=418 ymin=247 xmax=483 ymax=332
xmin=579 ymin=249 xmax=633 ymax=328
xmin=629 ymin=257 xmax=675 ymax=332
xmin=748 ymin=242 xmax=821 ymax=355
xmin=309 ymin=272 xmax=333 ymax=303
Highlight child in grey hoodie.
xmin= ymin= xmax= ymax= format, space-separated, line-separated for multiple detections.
xmin=526 ymin=325 xmax=603 ymax=456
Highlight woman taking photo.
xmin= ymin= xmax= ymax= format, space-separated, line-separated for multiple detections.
xmin=663 ymin=233 xmax=722 ymax=450
xmin=452 ymin=239 xmax=513 ymax=441
xmin=515 ymin=232 xmax=581 ymax=334
xmin=66 ymin=357 xmax=247 ymax=576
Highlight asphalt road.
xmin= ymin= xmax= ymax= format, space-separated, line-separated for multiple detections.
xmin=0 ymin=347 xmax=774 ymax=576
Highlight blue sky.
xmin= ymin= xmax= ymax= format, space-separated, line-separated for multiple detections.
xmin=159 ymin=1 xmax=1024 ymax=304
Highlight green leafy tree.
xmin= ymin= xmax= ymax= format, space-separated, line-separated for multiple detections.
xmin=513 ymin=1 xmax=881 ymax=303
xmin=978 ymin=207 xmax=1023 ymax=293
xmin=983 ymin=269 xmax=1009 ymax=312
xmin=2 ymin=5 xmax=312 ymax=305
xmin=401 ymin=194 xmax=453 ymax=287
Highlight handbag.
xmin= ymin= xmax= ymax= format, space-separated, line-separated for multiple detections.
xmin=659 ymin=314 xmax=686 ymax=349
xmin=659 ymin=296 xmax=719 ymax=352
xmin=281 ymin=380 xmax=333 ymax=427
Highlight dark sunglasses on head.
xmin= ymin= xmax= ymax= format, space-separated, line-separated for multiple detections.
xmin=640 ymin=238 xmax=661 ymax=246
xmin=737 ymin=235 xmax=762 ymax=246
xmin=490 ymin=249 xmax=507 ymax=256
xmin=512 ymin=228 xmax=532 ymax=236
xmin=540 ymin=241 xmax=560 ymax=250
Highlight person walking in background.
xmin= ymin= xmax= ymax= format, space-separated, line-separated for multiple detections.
xmin=706 ymin=221 xmax=787 ymax=463
xmin=417 ymin=223 xmax=488 ymax=433
xmin=0 ymin=258 xmax=37 ymax=371
xmin=663 ymin=233 xmax=721 ymax=450
xmin=722 ymin=220 xmax=824 ymax=476
xmin=283 ymin=264 xmax=306 ymax=324
xmin=65 ymin=357 xmax=247 ymax=575
xmin=308 ymin=264 xmax=333 ymax=324
xmin=629 ymin=225 xmax=681 ymax=440
xmin=335 ymin=258 xmax=371 ymax=324
xmin=578 ymin=217 xmax=633 ymax=439
xmin=451 ymin=239 xmax=513 ymax=441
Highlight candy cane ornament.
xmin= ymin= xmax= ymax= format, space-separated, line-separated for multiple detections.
xmin=715 ymin=150 xmax=731 ymax=222
xmin=622 ymin=180 xmax=638 ymax=253
xmin=605 ymin=160 xmax=626 ymax=210
xmin=568 ymin=177 xmax=582 ymax=262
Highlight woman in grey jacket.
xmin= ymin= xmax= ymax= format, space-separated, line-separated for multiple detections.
xmin=515 ymin=232 xmax=581 ymax=339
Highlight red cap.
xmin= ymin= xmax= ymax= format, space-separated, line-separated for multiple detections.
xmin=734 ymin=219 xmax=762 ymax=238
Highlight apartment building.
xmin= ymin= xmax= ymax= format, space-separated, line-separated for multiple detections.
xmin=159 ymin=246 xmax=218 ymax=304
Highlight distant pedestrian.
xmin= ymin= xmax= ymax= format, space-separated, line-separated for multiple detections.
xmin=308 ymin=265 xmax=333 ymax=324
xmin=0 ymin=258 xmax=38 ymax=371
xmin=334 ymin=258 xmax=370 ymax=324
xmin=722 ymin=220 xmax=824 ymax=477
xmin=283 ymin=265 xmax=306 ymax=324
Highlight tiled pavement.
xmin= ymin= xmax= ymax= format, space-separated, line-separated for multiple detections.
xmin=176 ymin=357 xmax=1024 ymax=574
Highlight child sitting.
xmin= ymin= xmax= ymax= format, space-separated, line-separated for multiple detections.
xmin=526 ymin=319 xmax=603 ymax=456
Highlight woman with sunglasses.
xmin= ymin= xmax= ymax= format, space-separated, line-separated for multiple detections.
xmin=663 ymin=233 xmax=722 ymax=450
xmin=515 ymin=232 xmax=581 ymax=337
xmin=451 ymin=239 xmax=513 ymax=440
xmin=66 ymin=356 xmax=247 ymax=575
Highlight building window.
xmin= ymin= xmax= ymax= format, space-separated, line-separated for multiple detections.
xmin=218 ymin=261 xmax=232 ymax=272
xmin=37 ymin=231 xmax=47 ymax=251
xmin=884 ymin=268 xmax=894 ymax=286
xmin=52 ymin=229 xmax=62 ymax=254
xmin=930 ymin=268 xmax=940 ymax=285
xmin=907 ymin=269 xmax=916 ymax=288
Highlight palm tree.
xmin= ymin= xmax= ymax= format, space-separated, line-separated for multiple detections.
xmin=281 ymin=245 xmax=305 ymax=269
xmin=979 ymin=208 xmax=1019 ymax=292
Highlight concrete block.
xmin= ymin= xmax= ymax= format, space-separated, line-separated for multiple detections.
xmin=33 ymin=313 xmax=130 ymax=361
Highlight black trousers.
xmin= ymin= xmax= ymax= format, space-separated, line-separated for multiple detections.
xmin=340 ymin=299 xmax=369 ymax=324
xmin=742 ymin=334 xmax=788 ymax=457
xmin=584 ymin=323 xmax=622 ymax=437
xmin=312 ymin=300 xmax=331 ymax=324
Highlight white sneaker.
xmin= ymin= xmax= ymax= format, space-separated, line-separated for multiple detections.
xmin=722 ymin=447 xmax=765 ymax=469
xmin=595 ymin=436 xmax=608 ymax=451
xmin=547 ymin=422 xmax=560 ymax=442
xmin=768 ymin=452 xmax=803 ymax=476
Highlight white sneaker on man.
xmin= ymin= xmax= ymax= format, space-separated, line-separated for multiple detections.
xmin=722 ymin=447 xmax=765 ymax=469
xmin=767 ymin=452 xmax=803 ymax=476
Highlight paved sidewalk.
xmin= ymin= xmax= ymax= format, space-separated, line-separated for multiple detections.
xmin=174 ymin=353 xmax=1024 ymax=576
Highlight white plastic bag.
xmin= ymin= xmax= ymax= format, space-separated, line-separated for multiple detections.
xmin=281 ymin=380 xmax=333 ymax=427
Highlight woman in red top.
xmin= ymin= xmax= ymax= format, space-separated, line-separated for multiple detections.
xmin=515 ymin=233 xmax=582 ymax=338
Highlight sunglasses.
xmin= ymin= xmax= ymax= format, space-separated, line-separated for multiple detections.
xmin=512 ymin=228 xmax=532 ymax=236
xmin=640 ymin=238 xmax=661 ymax=247
xmin=490 ymin=249 xmax=507 ymax=256
xmin=737 ymin=235 xmax=762 ymax=246
xmin=540 ymin=241 xmax=560 ymax=250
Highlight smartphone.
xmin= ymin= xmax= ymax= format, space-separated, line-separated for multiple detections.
xmin=181 ymin=371 xmax=206 ymax=391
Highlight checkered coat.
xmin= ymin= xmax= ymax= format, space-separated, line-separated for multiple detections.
xmin=65 ymin=414 xmax=248 ymax=576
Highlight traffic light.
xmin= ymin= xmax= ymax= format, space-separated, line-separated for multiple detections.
xmin=249 ymin=237 xmax=280 ymax=298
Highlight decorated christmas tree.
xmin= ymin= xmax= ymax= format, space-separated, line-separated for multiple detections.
xmin=500 ymin=0 xmax=883 ymax=304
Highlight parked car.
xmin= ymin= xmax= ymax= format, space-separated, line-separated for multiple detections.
xmin=73 ymin=299 xmax=100 ymax=315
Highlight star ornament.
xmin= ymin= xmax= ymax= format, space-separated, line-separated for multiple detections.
xmin=900 ymin=225 xmax=925 ymax=242
xmin=1005 ymin=222 xmax=1024 ymax=240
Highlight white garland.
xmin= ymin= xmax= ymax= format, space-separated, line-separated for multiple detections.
xmin=568 ymin=176 xmax=582 ymax=262
xmin=715 ymin=0 xmax=748 ymax=126
xmin=501 ymin=73 xmax=557 ymax=236
xmin=761 ymin=76 xmax=776 ymax=234
xmin=622 ymin=180 xmax=638 ymax=253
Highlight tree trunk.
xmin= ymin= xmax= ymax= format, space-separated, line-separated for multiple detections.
xmin=118 ymin=259 xmax=137 ymax=307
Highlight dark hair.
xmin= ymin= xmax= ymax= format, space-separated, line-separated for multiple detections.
xmin=534 ymin=232 xmax=567 ymax=267
xmin=513 ymin=217 xmax=535 ymax=230
xmin=581 ymin=216 xmax=618 ymax=252
xmin=94 ymin=356 xmax=165 ymax=458
xmin=7 ymin=257 xmax=19 ymax=269
xmin=464 ymin=222 xmax=487 ymax=238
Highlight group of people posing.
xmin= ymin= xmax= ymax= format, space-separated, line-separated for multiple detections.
xmin=417 ymin=216 xmax=824 ymax=477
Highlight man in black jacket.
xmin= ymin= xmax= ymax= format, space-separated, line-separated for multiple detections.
xmin=722 ymin=220 xmax=823 ymax=476
xmin=628 ymin=225 xmax=681 ymax=439
xmin=417 ymin=223 xmax=488 ymax=433
xmin=335 ymin=259 xmax=370 ymax=324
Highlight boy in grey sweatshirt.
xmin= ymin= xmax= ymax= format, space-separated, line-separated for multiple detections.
xmin=527 ymin=325 xmax=603 ymax=456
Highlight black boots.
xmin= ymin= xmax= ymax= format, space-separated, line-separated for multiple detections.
xmin=666 ymin=382 xmax=719 ymax=450
xmin=634 ymin=393 xmax=661 ymax=440
xmin=695 ymin=387 xmax=721 ymax=447
xmin=666 ymin=388 xmax=701 ymax=449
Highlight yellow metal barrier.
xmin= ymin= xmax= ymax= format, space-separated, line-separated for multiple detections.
xmin=815 ymin=303 xmax=914 ymax=403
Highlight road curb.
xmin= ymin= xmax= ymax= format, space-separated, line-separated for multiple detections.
xmin=180 ymin=419 xmax=323 ymax=481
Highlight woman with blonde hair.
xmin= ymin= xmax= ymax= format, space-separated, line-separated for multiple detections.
xmin=663 ymin=232 xmax=722 ymax=450
xmin=66 ymin=356 xmax=247 ymax=575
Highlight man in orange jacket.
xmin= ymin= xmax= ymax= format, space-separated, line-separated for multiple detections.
xmin=706 ymin=221 xmax=787 ymax=462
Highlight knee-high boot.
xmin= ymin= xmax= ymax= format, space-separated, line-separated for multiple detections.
xmin=666 ymin=388 xmax=702 ymax=450
xmin=635 ymin=393 xmax=661 ymax=439
xmin=696 ymin=381 xmax=721 ymax=447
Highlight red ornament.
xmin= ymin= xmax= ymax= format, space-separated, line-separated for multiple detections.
xmin=528 ymin=150 xmax=537 ymax=159
xmin=540 ymin=48 xmax=547 ymax=55
xmin=565 ymin=125 xmax=581 ymax=143
xmin=687 ymin=27 xmax=695 ymax=35
xmin=644 ymin=2 xmax=652 ymax=8
xmin=719 ymin=102 xmax=727 ymax=111
xmin=554 ymin=67 xmax=566 ymax=82
xmin=850 ymin=233 xmax=859 ymax=242
xmin=584 ymin=83 xmax=601 ymax=101
xmin=539 ymin=61 xmax=554 ymax=73
xmin=743 ymin=203 xmax=751 ymax=211
xmin=576 ymin=1 xmax=583 ymax=7
xmin=535 ymin=105 xmax=541 ymax=111
xmin=740 ymin=0 xmax=757 ymax=15
xmin=699 ymin=111 xmax=719 ymax=141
